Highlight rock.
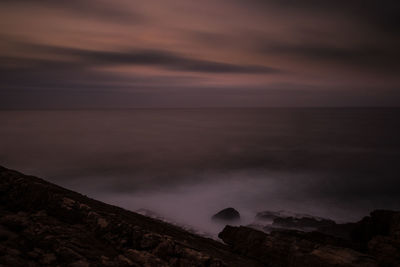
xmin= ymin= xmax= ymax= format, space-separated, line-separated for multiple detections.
xmin=0 ymin=213 xmax=30 ymax=232
xmin=61 ymin=197 xmax=76 ymax=210
xmin=41 ymin=253 xmax=56 ymax=264
xmin=0 ymin=166 xmax=261 ymax=267
xmin=220 ymin=209 xmax=400 ymax=267
xmin=69 ymin=259 xmax=91 ymax=267
xmin=97 ymin=217 xmax=109 ymax=228
xmin=256 ymin=210 xmax=337 ymax=232
xmin=212 ymin=208 xmax=240 ymax=222
xmin=140 ymin=233 xmax=162 ymax=250
xmin=0 ymin=225 xmax=17 ymax=241
xmin=318 ymin=209 xmax=400 ymax=267
xmin=273 ymin=216 xmax=336 ymax=230
xmin=255 ymin=210 xmax=339 ymax=235
xmin=368 ymin=235 xmax=400 ymax=267
xmin=219 ymin=225 xmax=379 ymax=267
xmin=116 ymin=255 xmax=135 ymax=266
xmin=255 ymin=210 xmax=282 ymax=221
xmin=2 ymin=165 xmax=399 ymax=267
xmin=317 ymin=222 xmax=357 ymax=240
xmin=351 ymin=210 xmax=400 ymax=244
xmin=351 ymin=210 xmax=400 ymax=266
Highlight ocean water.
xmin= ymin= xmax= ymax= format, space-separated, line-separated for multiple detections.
xmin=1 ymin=108 xmax=399 ymax=235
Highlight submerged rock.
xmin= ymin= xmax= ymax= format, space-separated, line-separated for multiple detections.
xmin=256 ymin=210 xmax=336 ymax=232
xmin=255 ymin=210 xmax=282 ymax=221
xmin=212 ymin=208 xmax=240 ymax=222
xmin=272 ymin=216 xmax=336 ymax=230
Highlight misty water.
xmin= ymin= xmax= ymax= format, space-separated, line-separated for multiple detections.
xmin=1 ymin=108 xmax=400 ymax=236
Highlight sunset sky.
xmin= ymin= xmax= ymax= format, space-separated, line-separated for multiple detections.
xmin=1 ymin=0 xmax=399 ymax=108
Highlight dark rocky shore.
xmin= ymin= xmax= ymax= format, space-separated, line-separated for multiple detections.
xmin=0 ymin=166 xmax=260 ymax=267
xmin=1 ymin=166 xmax=399 ymax=267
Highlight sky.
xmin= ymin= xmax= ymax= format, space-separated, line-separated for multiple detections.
xmin=1 ymin=0 xmax=400 ymax=108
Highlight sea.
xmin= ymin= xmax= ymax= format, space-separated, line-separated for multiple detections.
xmin=1 ymin=108 xmax=399 ymax=235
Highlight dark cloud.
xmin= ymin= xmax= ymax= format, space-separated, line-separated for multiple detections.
xmin=260 ymin=42 xmax=400 ymax=73
xmin=69 ymin=48 xmax=278 ymax=73
xmin=1 ymin=42 xmax=280 ymax=74
xmin=0 ymin=57 xmax=202 ymax=93
xmin=0 ymin=0 xmax=143 ymax=24
xmin=1 ymin=1 xmax=399 ymax=108
xmin=244 ymin=0 xmax=400 ymax=35
xmin=240 ymin=0 xmax=400 ymax=71
xmin=0 ymin=39 xmax=282 ymax=109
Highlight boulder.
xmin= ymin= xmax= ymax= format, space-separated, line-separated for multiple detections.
xmin=212 ymin=208 xmax=240 ymax=222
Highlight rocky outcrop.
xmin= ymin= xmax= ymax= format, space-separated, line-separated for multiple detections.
xmin=272 ymin=216 xmax=336 ymax=230
xmin=351 ymin=210 xmax=400 ymax=243
xmin=1 ymin=165 xmax=399 ymax=267
xmin=255 ymin=210 xmax=283 ymax=221
xmin=318 ymin=210 xmax=400 ymax=266
xmin=219 ymin=226 xmax=378 ymax=267
xmin=0 ymin=166 xmax=262 ymax=267
xmin=351 ymin=210 xmax=400 ymax=266
xmin=212 ymin=208 xmax=240 ymax=222
xmin=220 ymin=209 xmax=400 ymax=267
xmin=256 ymin=210 xmax=336 ymax=232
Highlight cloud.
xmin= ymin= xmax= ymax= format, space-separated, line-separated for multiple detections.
xmin=1 ymin=1 xmax=400 ymax=108
xmin=67 ymin=47 xmax=278 ymax=74
xmin=1 ymin=42 xmax=281 ymax=74
xmin=0 ymin=0 xmax=143 ymax=24
xmin=241 ymin=0 xmax=400 ymax=35
xmin=260 ymin=41 xmax=400 ymax=73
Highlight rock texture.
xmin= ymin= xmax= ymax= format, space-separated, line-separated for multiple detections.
xmin=0 ymin=166 xmax=261 ymax=267
xmin=350 ymin=210 xmax=400 ymax=266
xmin=255 ymin=211 xmax=283 ymax=221
xmin=272 ymin=216 xmax=336 ymax=230
xmin=211 ymin=208 xmax=240 ymax=222
xmin=318 ymin=209 xmax=400 ymax=266
xmin=219 ymin=226 xmax=377 ymax=267
xmin=220 ymin=209 xmax=400 ymax=267
xmin=1 ymin=165 xmax=399 ymax=267
xmin=255 ymin=210 xmax=337 ymax=232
